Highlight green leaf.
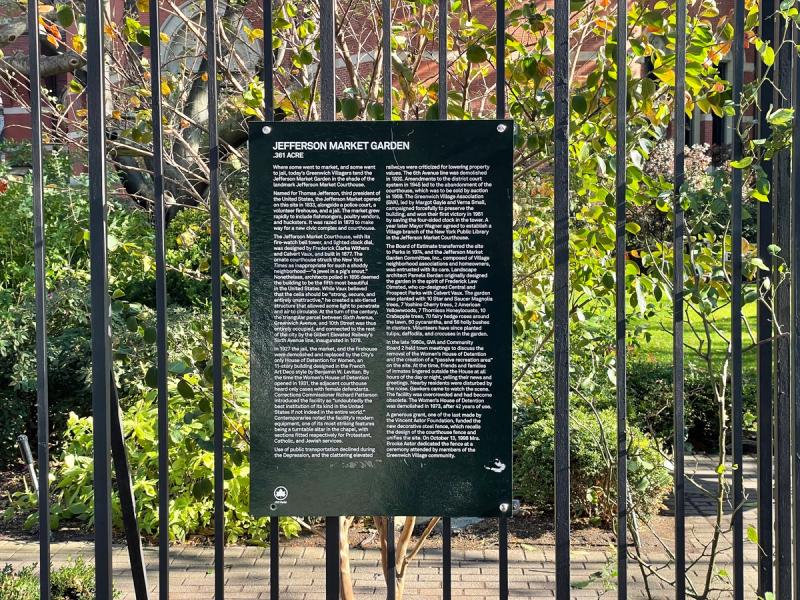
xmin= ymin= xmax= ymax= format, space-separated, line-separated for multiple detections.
xmin=760 ymin=45 xmax=775 ymax=67
xmin=571 ymin=94 xmax=587 ymax=115
xmin=177 ymin=379 xmax=195 ymax=399
xmin=126 ymin=316 xmax=139 ymax=333
xmin=767 ymin=107 xmax=793 ymax=126
xmin=136 ymin=28 xmax=151 ymax=47
xmin=56 ymin=4 xmax=75 ymax=27
xmin=192 ymin=478 xmax=212 ymax=500
xmin=169 ymin=360 xmax=189 ymax=374
xmin=466 ymin=45 xmax=488 ymax=63
xmin=143 ymin=326 xmax=157 ymax=344
xmin=747 ymin=525 xmax=759 ymax=545
xmin=145 ymin=367 xmax=158 ymax=388
xmin=296 ymin=48 xmax=313 ymax=65
xmin=730 ymin=156 xmax=752 ymax=169
xmin=68 ymin=502 xmax=88 ymax=516
xmin=366 ymin=102 xmax=384 ymax=121
xmin=340 ymin=97 xmax=360 ymax=120
xmin=68 ymin=78 xmax=84 ymax=93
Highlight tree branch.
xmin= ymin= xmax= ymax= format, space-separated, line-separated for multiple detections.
xmin=1 ymin=52 xmax=85 ymax=78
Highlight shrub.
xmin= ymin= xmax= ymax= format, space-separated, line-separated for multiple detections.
xmin=0 ymin=151 xmax=153 ymax=467
xmin=0 ymin=564 xmax=38 ymax=599
xmin=627 ymin=360 xmax=757 ymax=451
xmin=50 ymin=557 xmax=119 ymax=599
xmin=0 ymin=285 xmax=94 ymax=468
xmin=0 ymin=558 xmax=119 ymax=599
xmin=514 ymin=408 xmax=672 ymax=526
xmin=5 ymin=308 xmax=300 ymax=544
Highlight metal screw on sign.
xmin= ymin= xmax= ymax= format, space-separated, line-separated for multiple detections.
xmin=496 ymin=123 xmax=507 ymax=133
xmin=262 ymin=125 xmax=272 ymax=134
xmin=499 ymin=502 xmax=510 ymax=514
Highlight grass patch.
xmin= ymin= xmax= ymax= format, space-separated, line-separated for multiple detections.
xmin=629 ymin=300 xmax=758 ymax=375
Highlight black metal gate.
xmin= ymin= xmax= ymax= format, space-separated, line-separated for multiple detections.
xmin=16 ymin=0 xmax=799 ymax=595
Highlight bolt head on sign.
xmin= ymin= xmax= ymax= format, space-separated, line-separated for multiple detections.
xmin=248 ymin=120 xmax=513 ymax=517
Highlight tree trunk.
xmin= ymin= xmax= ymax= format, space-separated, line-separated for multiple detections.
xmin=339 ymin=517 xmax=355 ymax=600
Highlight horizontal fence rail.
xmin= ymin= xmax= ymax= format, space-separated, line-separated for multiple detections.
xmin=12 ymin=0 xmax=799 ymax=597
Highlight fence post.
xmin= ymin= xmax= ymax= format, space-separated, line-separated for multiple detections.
xmin=85 ymin=0 xmax=114 ymax=590
xmin=756 ymin=0 xmax=775 ymax=592
xmin=614 ymin=0 xmax=628 ymax=594
xmin=773 ymin=8 xmax=793 ymax=597
xmin=553 ymin=0 xmax=571 ymax=595
xmin=672 ymin=0 xmax=687 ymax=594
xmin=26 ymin=0 xmax=50 ymax=595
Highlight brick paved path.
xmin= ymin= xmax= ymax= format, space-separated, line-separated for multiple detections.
xmin=0 ymin=456 xmax=761 ymax=599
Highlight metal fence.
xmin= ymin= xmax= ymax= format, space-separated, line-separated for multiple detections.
xmin=18 ymin=0 xmax=799 ymax=595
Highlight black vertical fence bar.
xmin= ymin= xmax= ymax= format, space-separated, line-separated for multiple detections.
xmin=382 ymin=0 xmax=391 ymax=118
xmin=498 ymin=517 xmax=508 ymax=600
xmin=86 ymin=0 xmax=113 ymax=590
xmin=326 ymin=518 xmax=339 ymax=600
xmin=318 ymin=0 xmax=340 ymax=593
xmin=496 ymin=4 xmax=508 ymax=595
xmin=495 ymin=0 xmax=504 ymax=119
xmin=792 ymin=19 xmax=800 ymax=598
xmin=264 ymin=0 xmax=279 ymax=588
xmin=553 ymin=0 xmax=570 ymax=595
xmin=270 ymin=518 xmax=279 ymax=599
xmin=204 ymin=0 xmax=225 ymax=593
xmin=109 ymin=375 xmax=151 ymax=599
xmin=26 ymin=1 xmax=49 ymax=596
xmin=264 ymin=1 xmax=278 ymax=593
xmin=755 ymin=0 xmax=774 ymax=591
xmin=387 ymin=517 xmax=396 ymax=600
xmin=263 ymin=0 xmax=274 ymax=120
xmin=672 ymin=0 xmax=686 ymax=593
xmin=438 ymin=0 xmax=447 ymax=118
xmin=773 ymin=7 xmax=792 ymax=596
xmin=614 ymin=0 xmax=627 ymax=592
xmin=442 ymin=517 xmax=451 ymax=600
xmin=149 ymin=0 xmax=170 ymax=592
xmin=319 ymin=0 xmax=336 ymax=121
xmin=437 ymin=1 xmax=451 ymax=594
xmin=496 ymin=0 xmax=508 ymax=589
xmin=730 ymin=0 xmax=744 ymax=594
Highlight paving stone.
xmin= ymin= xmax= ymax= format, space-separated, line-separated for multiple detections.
xmin=0 ymin=455 xmax=761 ymax=599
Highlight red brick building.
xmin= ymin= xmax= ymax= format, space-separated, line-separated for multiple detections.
xmin=0 ymin=0 xmax=756 ymax=150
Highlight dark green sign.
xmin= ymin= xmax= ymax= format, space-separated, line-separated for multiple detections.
xmin=250 ymin=120 xmax=512 ymax=517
